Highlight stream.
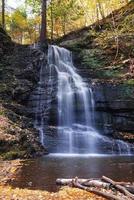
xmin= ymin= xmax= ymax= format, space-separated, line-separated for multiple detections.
xmin=11 ymin=154 xmax=134 ymax=192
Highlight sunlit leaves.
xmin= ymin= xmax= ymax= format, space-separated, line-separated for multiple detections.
xmin=4 ymin=0 xmax=131 ymax=43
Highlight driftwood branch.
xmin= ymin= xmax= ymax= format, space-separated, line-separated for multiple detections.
xmin=102 ymin=176 xmax=134 ymax=199
xmin=56 ymin=178 xmax=110 ymax=188
xmin=56 ymin=177 xmax=134 ymax=200
xmin=72 ymin=177 xmax=122 ymax=200
xmin=56 ymin=178 xmax=134 ymax=192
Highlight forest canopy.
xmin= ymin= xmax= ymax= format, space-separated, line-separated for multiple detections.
xmin=0 ymin=0 xmax=131 ymax=44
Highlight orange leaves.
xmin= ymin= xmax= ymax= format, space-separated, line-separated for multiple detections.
xmin=0 ymin=186 xmax=106 ymax=200
xmin=0 ymin=160 xmax=105 ymax=200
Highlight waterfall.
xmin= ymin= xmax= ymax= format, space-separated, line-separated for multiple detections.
xmin=33 ymin=45 xmax=133 ymax=155
xmin=48 ymin=45 xmax=94 ymax=129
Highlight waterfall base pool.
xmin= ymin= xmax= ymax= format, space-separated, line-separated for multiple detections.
xmin=32 ymin=45 xmax=133 ymax=155
xmin=10 ymin=155 xmax=134 ymax=192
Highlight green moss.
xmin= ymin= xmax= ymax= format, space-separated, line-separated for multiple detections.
xmin=125 ymin=79 xmax=134 ymax=85
xmin=64 ymin=41 xmax=85 ymax=52
xmin=80 ymin=49 xmax=106 ymax=69
xmin=102 ymin=69 xmax=121 ymax=78
xmin=2 ymin=150 xmax=26 ymax=160
xmin=120 ymin=84 xmax=134 ymax=98
xmin=0 ymin=84 xmax=7 ymax=92
xmin=0 ymin=109 xmax=5 ymax=116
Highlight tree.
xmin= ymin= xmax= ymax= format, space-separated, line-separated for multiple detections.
xmin=7 ymin=8 xmax=29 ymax=43
xmin=25 ymin=0 xmax=47 ymax=44
xmin=4 ymin=0 xmax=130 ymax=43
xmin=96 ymin=0 xmax=105 ymax=20
xmin=40 ymin=0 xmax=47 ymax=43
xmin=2 ymin=0 xmax=5 ymax=29
xmin=50 ymin=0 xmax=54 ymax=41
xmin=47 ymin=0 xmax=83 ymax=37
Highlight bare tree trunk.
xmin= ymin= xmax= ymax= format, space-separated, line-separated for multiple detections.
xmin=40 ymin=0 xmax=47 ymax=44
xmin=20 ymin=32 xmax=23 ymax=44
xmin=62 ymin=14 xmax=66 ymax=36
xmin=96 ymin=4 xmax=99 ymax=22
xmin=97 ymin=0 xmax=105 ymax=20
xmin=50 ymin=0 xmax=54 ymax=42
xmin=102 ymin=176 xmax=134 ymax=199
xmin=2 ymin=0 xmax=5 ymax=29
xmin=125 ymin=0 xmax=129 ymax=3
xmin=72 ymin=177 xmax=122 ymax=200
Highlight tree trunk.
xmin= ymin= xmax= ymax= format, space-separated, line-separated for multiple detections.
xmin=97 ymin=0 xmax=105 ymax=20
xmin=102 ymin=176 xmax=134 ymax=199
xmin=50 ymin=0 xmax=54 ymax=42
xmin=62 ymin=14 xmax=66 ymax=36
xmin=56 ymin=178 xmax=109 ymax=188
xmin=2 ymin=0 xmax=5 ymax=29
xmin=72 ymin=177 xmax=122 ymax=200
xmin=125 ymin=0 xmax=129 ymax=3
xmin=40 ymin=0 xmax=47 ymax=44
xmin=96 ymin=4 xmax=99 ymax=22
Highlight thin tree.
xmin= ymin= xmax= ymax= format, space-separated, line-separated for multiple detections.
xmin=40 ymin=0 xmax=47 ymax=43
xmin=96 ymin=0 xmax=105 ymax=20
xmin=125 ymin=0 xmax=129 ymax=3
xmin=2 ymin=0 xmax=5 ymax=29
xmin=50 ymin=0 xmax=54 ymax=41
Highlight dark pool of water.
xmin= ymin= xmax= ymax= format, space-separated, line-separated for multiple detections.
xmin=11 ymin=154 xmax=134 ymax=192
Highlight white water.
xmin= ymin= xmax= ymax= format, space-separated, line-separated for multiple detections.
xmin=34 ymin=45 xmax=133 ymax=155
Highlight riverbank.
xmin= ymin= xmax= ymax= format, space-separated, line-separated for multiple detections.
xmin=0 ymin=186 xmax=106 ymax=200
xmin=0 ymin=159 xmax=105 ymax=200
xmin=0 ymin=155 xmax=134 ymax=200
xmin=0 ymin=159 xmax=22 ymax=185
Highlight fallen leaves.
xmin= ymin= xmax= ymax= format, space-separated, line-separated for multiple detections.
xmin=0 ymin=186 xmax=106 ymax=200
xmin=0 ymin=160 xmax=22 ymax=185
xmin=0 ymin=161 xmax=106 ymax=199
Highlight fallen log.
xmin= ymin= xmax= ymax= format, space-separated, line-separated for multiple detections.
xmin=125 ymin=186 xmax=134 ymax=194
xmin=56 ymin=178 xmax=134 ymax=192
xmin=56 ymin=178 xmax=110 ymax=189
xmin=72 ymin=177 xmax=122 ymax=200
xmin=102 ymin=176 xmax=134 ymax=199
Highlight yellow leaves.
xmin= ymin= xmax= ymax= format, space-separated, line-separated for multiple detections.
xmin=0 ymin=161 xmax=105 ymax=200
xmin=34 ymin=16 xmax=41 ymax=24
xmin=0 ymin=162 xmax=105 ymax=200
xmin=0 ymin=186 xmax=105 ymax=200
xmin=11 ymin=10 xmax=28 ymax=30
xmin=5 ymin=0 xmax=130 ymax=43
xmin=0 ymin=186 xmax=49 ymax=200
xmin=0 ymin=160 xmax=22 ymax=186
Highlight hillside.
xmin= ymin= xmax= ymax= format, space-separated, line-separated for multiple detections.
xmin=57 ymin=1 xmax=134 ymax=142
xmin=0 ymin=26 xmax=47 ymax=159
xmin=59 ymin=1 xmax=134 ymax=84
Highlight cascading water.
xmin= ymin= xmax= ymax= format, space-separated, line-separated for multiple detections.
xmin=33 ymin=45 xmax=133 ymax=155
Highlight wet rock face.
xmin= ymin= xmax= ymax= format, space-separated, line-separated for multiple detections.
xmin=92 ymin=83 xmax=134 ymax=137
xmin=28 ymin=56 xmax=58 ymax=130
xmin=11 ymin=47 xmax=47 ymax=104
xmin=0 ymin=27 xmax=48 ymax=158
xmin=28 ymin=59 xmax=134 ymax=140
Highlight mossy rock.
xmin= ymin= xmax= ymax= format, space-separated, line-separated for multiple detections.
xmin=125 ymin=79 xmax=134 ymax=85
xmin=2 ymin=150 xmax=26 ymax=160
xmin=80 ymin=49 xmax=106 ymax=69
